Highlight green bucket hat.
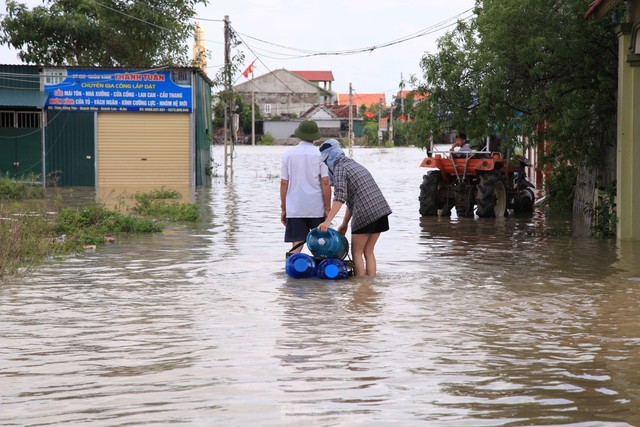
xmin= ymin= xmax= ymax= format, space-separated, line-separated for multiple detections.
xmin=294 ymin=120 xmax=321 ymax=141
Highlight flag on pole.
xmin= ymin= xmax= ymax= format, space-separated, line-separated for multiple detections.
xmin=242 ymin=60 xmax=256 ymax=78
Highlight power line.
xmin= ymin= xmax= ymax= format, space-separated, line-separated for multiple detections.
xmin=232 ymin=8 xmax=473 ymax=59
xmin=91 ymin=0 xmax=175 ymax=32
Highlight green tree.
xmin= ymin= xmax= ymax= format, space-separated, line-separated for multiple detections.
xmin=361 ymin=122 xmax=379 ymax=146
xmin=415 ymin=0 xmax=619 ymax=217
xmin=1 ymin=0 xmax=207 ymax=67
xmin=213 ymin=95 xmax=262 ymax=135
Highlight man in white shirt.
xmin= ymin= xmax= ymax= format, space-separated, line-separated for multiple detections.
xmin=280 ymin=120 xmax=331 ymax=254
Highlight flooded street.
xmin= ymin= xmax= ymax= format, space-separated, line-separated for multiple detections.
xmin=2 ymin=145 xmax=640 ymax=426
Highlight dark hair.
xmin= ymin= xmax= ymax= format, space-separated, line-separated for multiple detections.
xmin=456 ymin=133 xmax=467 ymax=140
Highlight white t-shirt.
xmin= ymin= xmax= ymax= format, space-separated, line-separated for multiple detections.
xmin=281 ymin=141 xmax=329 ymax=218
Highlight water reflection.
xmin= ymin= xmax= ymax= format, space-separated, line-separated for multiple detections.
xmin=1 ymin=146 xmax=640 ymax=426
xmin=276 ymin=278 xmax=386 ymax=422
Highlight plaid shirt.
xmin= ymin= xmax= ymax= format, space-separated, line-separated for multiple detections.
xmin=332 ymin=157 xmax=392 ymax=231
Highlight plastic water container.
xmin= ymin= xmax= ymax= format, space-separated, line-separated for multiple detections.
xmin=316 ymin=258 xmax=349 ymax=280
xmin=285 ymin=253 xmax=317 ymax=279
xmin=306 ymin=228 xmax=349 ymax=260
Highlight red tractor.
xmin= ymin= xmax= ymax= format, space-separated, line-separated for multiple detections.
xmin=418 ymin=144 xmax=535 ymax=218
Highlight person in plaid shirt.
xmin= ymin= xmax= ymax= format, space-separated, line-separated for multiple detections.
xmin=317 ymin=139 xmax=392 ymax=277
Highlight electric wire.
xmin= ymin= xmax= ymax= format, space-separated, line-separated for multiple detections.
xmin=234 ymin=8 xmax=473 ymax=59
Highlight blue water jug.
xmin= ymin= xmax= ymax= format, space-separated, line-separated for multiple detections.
xmin=285 ymin=253 xmax=317 ymax=279
xmin=316 ymin=258 xmax=349 ymax=280
xmin=306 ymin=228 xmax=349 ymax=260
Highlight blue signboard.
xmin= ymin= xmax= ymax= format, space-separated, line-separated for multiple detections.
xmin=44 ymin=69 xmax=192 ymax=112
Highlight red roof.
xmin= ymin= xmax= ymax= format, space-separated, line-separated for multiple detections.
xmin=396 ymin=90 xmax=429 ymax=101
xmin=328 ymin=104 xmax=357 ymax=118
xmin=301 ymin=104 xmax=357 ymax=119
xmin=584 ymin=0 xmax=623 ymax=19
xmin=290 ymin=71 xmax=334 ymax=82
xmin=337 ymin=93 xmax=386 ymax=107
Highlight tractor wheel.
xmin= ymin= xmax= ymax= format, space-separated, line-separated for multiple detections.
xmin=419 ymin=171 xmax=443 ymax=216
xmin=476 ymin=171 xmax=507 ymax=218
xmin=513 ymin=187 xmax=535 ymax=214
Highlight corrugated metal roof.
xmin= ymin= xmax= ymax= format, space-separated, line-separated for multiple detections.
xmin=0 ymin=88 xmax=49 ymax=108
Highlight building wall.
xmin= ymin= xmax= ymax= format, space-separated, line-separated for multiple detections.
xmin=0 ymin=65 xmax=43 ymax=180
xmin=193 ymin=72 xmax=213 ymax=186
xmin=617 ymin=27 xmax=640 ymax=240
xmin=263 ymin=119 xmax=341 ymax=139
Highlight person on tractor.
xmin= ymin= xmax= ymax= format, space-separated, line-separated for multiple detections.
xmin=450 ymin=133 xmax=471 ymax=158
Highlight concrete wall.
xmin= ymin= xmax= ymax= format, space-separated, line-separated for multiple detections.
xmin=264 ymin=120 xmax=341 ymax=140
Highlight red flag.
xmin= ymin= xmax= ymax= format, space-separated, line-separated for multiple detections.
xmin=242 ymin=60 xmax=256 ymax=78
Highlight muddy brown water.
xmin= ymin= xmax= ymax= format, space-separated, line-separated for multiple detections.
xmin=2 ymin=145 xmax=640 ymax=426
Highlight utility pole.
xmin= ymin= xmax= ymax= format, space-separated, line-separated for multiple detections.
xmin=388 ymin=107 xmax=393 ymax=146
xmin=377 ymin=97 xmax=383 ymax=147
xmin=400 ymin=73 xmax=405 ymax=115
xmin=251 ymin=71 xmax=255 ymax=146
xmin=348 ymin=83 xmax=354 ymax=157
xmin=223 ymin=15 xmax=234 ymax=179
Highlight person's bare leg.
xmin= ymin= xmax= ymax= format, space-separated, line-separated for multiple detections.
xmin=350 ymin=234 xmax=368 ymax=276
xmin=363 ymin=233 xmax=381 ymax=276
xmin=290 ymin=241 xmax=304 ymax=253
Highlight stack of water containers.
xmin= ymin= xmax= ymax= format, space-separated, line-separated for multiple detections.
xmin=285 ymin=228 xmax=350 ymax=280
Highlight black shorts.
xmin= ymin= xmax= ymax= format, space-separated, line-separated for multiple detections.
xmin=285 ymin=217 xmax=324 ymax=242
xmin=352 ymin=215 xmax=389 ymax=234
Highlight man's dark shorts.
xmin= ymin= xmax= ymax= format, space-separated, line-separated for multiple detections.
xmin=285 ymin=217 xmax=325 ymax=242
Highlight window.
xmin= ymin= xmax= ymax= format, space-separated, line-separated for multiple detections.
xmin=171 ymin=70 xmax=191 ymax=85
xmin=17 ymin=112 xmax=41 ymax=128
xmin=0 ymin=111 xmax=13 ymax=128
xmin=263 ymin=104 xmax=271 ymax=114
xmin=0 ymin=111 xmax=42 ymax=128
xmin=43 ymin=68 xmax=67 ymax=85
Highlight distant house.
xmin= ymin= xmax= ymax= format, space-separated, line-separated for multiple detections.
xmin=336 ymin=93 xmax=386 ymax=109
xmin=301 ymin=104 xmax=357 ymax=119
xmin=234 ymin=69 xmax=334 ymax=118
xmin=395 ymin=89 xmax=429 ymax=104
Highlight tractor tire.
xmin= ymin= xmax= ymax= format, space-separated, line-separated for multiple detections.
xmin=513 ymin=187 xmax=535 ymax=214
xmin=419 ymin=171 xmax=442 ymax=216
xmin=476 ymin=171 xmax=507 ymax=218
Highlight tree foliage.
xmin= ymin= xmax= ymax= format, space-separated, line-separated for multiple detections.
xmin=414 ymin=0 xmax=620 ymax=213
xmin=213 ymin=96 xmax=262 ymax=136
xmin=1 ymin=0 xmax=207 ymax=67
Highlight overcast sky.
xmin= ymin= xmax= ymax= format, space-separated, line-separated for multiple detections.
xmin=0 ymin=0 xmax=476 ymax=101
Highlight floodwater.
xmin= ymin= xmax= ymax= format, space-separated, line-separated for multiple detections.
xmin=2 ymin=145 xmax=640 ymax=427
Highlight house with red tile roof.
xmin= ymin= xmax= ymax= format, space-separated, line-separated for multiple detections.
xmin=395 ymin=89 xmax=429 ymax=103
xmin=336 ymin=93 xmax=386 ymax=108
xmin=234 ymin=69 xmax=334 ymax=118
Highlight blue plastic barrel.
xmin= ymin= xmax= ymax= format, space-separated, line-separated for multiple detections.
xmin=316 ymin=258 xmax=349 ymax=280
xmin=285 ymin=253 xmax=317 ymax=279
xmin=306 ymin=228 xmax=349 ymax=260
